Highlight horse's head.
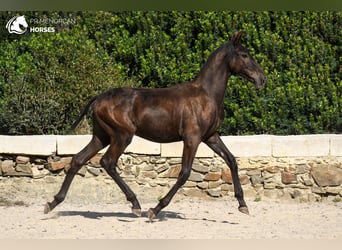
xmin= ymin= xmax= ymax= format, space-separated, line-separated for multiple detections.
xmin=228 ymin=31 xmax=266 ymax=89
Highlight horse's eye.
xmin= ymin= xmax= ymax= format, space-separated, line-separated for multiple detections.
xmin=241 ymin=53 xmax=248 ymax=58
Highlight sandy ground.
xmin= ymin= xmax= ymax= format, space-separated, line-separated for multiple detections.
xmin=1 ymin=196 xmax=342 ymax=239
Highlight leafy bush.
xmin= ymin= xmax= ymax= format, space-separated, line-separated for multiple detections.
xmin=0 ymin=14 xmax=134 ymax=134
xmin=0 ymin=11 xmax=341 ymax=135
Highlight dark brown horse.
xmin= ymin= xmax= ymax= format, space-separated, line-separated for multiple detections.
xmin=44 ymin=31 xmax=266 ymax=221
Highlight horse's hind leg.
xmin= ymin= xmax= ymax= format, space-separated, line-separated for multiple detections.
xmin=44 ymin=135 xmax=108 ymax=214
xmin=100 ymin=134 xmax=141 ymax=216
xmin=204 ymin=132 xmax=249 ymax=215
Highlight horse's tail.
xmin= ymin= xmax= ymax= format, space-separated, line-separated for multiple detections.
xmin=70 ymin=95 xmax=98 ymax=131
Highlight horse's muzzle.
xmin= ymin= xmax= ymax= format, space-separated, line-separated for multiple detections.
xmin=255 ymin=74 xmax=266 ymax=89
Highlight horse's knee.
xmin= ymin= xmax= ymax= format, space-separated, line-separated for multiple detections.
xmin=68 ymin=155 xmax=85 ymax=174
xmin=100 ymin=157 xmax=117 ymax=173
xmin=100 ymin=157 xmax=109 ymax=169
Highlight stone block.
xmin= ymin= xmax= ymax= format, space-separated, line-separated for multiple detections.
xmin=188 ymin=172 xmax=204 ymax=182
xmin=141 ymin=163 xmax=154 ymax=171
xmin=207 ymin=188 xmax=221 ymax=197
xmin=197 ymin=182 xmax=209 ymax=189
xmin=311 ymin=165 xmax=342 ymax=187
xmin=330 ymin=135 xmax=342 ymax=156
xmin=141 ymin=171 xmax=158 ymax=179
xmin=325 ymin=187 xmax=341 ymax=195
xmin=221 ymin=184 xmax=231 ymax=191
xmin=312 ymin=185 xmax=325 ymax=194
xmin=0 ymin=135 xmax=56 ymax=156
xmin=272 ymin=135 xmax=330 ymax=157
xmin=184 ymin=181 xmax=197 ymax=187
xmin=77 ymin=166 xmax=88 ymax=177
xmin=264 ymin=182 xmax=276 ymax=189
xmin=159 ymin=165 xmax=181 ymax=178
xmin=295 ymin=164 xmax=310 ymax=174
xmin=161 ymin=142 xmax=214 ymax=157
xmin=239 ymin=175 xmax=250 ymax=185
xmin=281 ymin=171 xmax=298 ymax=184
xmin=87 ymin=167 xmax=102 ymax=176
xmin=32 ymin=166 xmax=50 ymax=179
xmin=251 ymin=175 xmax=263 ymax=185
xmin=155 ymin=164 xmax=169 ymax=174
xmin=301 ymin=177 xmax=313 ymax=186
xmin=204 ymin=172 xmax=221 ymax=181
xmin=2 ymin=160 xmax=14 ymax=169
xmin=192 ymin=162 xmax=209 ymax=173
xmin=47 ymin=157 xmax=72 ymax=171
xmin=16 ymin=156 xmax=30 ymax=164
xmin=208 ymin=180 xmax=223 ymax=189
xmin=221 ymin=169 xmax=232 ymax=184
xmin=1 ymin=160 xmax=15 ymax=176
xmin=168 ymin=165 xmax=181 ymax=178
xmin=221 ymin=135 xmax=272 ymax=157
xmin=265 ymin=166 xmax=280 ymax=173
xmin=89 ymin=155 xmax=102 ymax=166
xmin=57 ymin=135 xmax=160 ymax=155
xmin=125 ymin=136 xmax=160 ymax=155
xmin=247 ymin=169 xmax=261 ymax=176
xmin=57 ymin=135 xmax=92 ymax=155
xmin=15 ymin=163 xmax=32 ymax=175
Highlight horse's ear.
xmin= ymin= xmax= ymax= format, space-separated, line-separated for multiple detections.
xmin=232 ymin=31 xmax=243 ymax=46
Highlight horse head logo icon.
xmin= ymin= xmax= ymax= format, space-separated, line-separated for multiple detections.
xmin=6 ymin=15 xmax=28 ymax=34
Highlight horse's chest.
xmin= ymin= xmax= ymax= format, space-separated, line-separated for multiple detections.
xmin=194 ymin=104 xmax=223 ymax=136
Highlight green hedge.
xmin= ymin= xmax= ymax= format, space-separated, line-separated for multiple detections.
xmin=0 ymin=11 xmax=341 ymax=135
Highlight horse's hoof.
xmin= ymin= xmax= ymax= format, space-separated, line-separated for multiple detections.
xmin=132 ymin=208 xmax=142 ymax=217
xmin=147 ymin=208 xmax=156 ymax=222
xmin=44 ymin=203 xmax=51 ymax=214
xmin=238 ymin=206 xmax=249 ymax=215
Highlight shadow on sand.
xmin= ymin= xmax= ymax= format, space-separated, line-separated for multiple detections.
xmin=48 ymin=209 xmax=238 ymax=224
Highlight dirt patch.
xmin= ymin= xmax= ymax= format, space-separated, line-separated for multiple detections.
xmin=0 ymin=197 xmax=27 ymax=207
xmin=0 ymin=175 xmax=342 ymax=239
xmin=0 ymin=196 xmax=341 ymax=239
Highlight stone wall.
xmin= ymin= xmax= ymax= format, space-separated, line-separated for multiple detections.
xmin=0 ymin=134 xmax=341 ymax=203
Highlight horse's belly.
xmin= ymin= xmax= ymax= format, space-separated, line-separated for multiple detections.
xmin=135 ymin=125 xmax=182 ymax=143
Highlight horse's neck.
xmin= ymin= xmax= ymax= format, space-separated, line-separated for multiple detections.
xmin=195 ymin=64 xmax=230 ymax=105
xmin=194 ymin=47 xmax=231 ymax=105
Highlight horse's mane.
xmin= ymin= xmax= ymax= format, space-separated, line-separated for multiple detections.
xmin=195 ymin=41 xmax=233 ymax=80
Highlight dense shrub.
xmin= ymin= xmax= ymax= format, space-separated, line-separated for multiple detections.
xmin=0 ymin=11 xmax=341 ymax=135
xmin=0 ymin=13 xmax=134 ymax=134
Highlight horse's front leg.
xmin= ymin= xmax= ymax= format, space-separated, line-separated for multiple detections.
xmin=148 ymin=135 xmax=201 ymax=221
xmin=204 ymin=132 xmax=249 ymax=215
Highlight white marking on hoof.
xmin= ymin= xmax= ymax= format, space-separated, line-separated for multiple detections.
xmin=238 ymin=206 xmax=249 ymax=215
xmin=44 ymin=203 xmax=51 ymax=214
xmin=147 ymin=208 xmax=156 ymax=222
xmin=132 ymin=208 xmax=142 ymax=217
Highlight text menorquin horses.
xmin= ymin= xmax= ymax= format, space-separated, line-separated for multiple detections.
xmin=45 ymin=31 xmax=266 ymax=221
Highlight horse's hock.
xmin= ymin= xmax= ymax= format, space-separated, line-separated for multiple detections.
xmin=0 ymin=134 xmax=342 ymax=204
